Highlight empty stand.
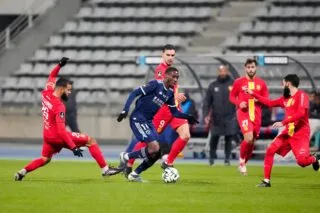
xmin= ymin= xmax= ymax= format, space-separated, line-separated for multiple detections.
xmin=0 ymin=0 xmax=224 ymax=114
xmin=223 ymin=0 xmax=320 ymax=54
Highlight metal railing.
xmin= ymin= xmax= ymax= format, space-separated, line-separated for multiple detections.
xmin=0 ymin=0 xmax=57 ymax=54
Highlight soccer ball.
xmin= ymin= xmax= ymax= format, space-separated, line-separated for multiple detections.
xmin=162 ymin=167 xmax=180 ymax=183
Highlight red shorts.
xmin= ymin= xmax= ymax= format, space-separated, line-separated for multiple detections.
xmin=237 ymin=111 xmax=260 ymax=138
xmin=153 ymin=104 xmax=188 ymax=134
xmin=42 ymin=132 xmax=89 ymax=158
xmin=270 ymin=133 xmax=310 ymax=157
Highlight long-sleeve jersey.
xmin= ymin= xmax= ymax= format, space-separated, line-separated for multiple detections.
xmin=252 ymin=90 xmax=310 ymax=136
xmin=229 ymin=76 xmax=269 ymax=123
xmin=41 ymin=65 xmax=76 ymax=149
xmin=122 ymin=80 xmax=190 ymax=121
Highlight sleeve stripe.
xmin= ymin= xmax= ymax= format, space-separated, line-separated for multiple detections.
xmin=168 ymin=105 xmax=176 ymax=107
xmin=140 ymin=86 xmax=146 ymax=95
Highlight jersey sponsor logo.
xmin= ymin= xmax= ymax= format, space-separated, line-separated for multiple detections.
xmin=41 ymin=96 xmax=53 ymax=109
xmin=214 ymin=87 xmax=219 ymax=92
xmin=59 ymin=112 xmax=65 ymax=118
xmin=256 ymin=85 xmax=261 ymax=90
xmin=285 ymin=98 xmax=294 ymax=107
xmin=152 ymin=96 xmax=165 ymax=107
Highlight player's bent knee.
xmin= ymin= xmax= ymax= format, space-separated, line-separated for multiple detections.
xmin=243 ymin=132 xmax=254 ymax=143
xmin=41 ymin=156 xmax=51 ymax=164
xmin=176 ymin=124 xmax=191 ymax=141
xmin=86 ymin=136 xmax=97 ymax=146
xmin=148 ymin=142 xmax=160 ymax=153
xmin=296 ymin=156 xmax=308 ymax=167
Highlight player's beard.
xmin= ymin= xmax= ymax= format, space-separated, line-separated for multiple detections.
xmin=61 ymin=93 xmax=69 ymax=101
xmin=283 ymin=86 xmax=290 ymax=98
xmin=246 ymin=71 xmax=256 ymax=79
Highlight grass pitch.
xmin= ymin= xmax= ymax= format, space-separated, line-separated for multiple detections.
xmin=0 ymin=159 xmax=319 ymax=213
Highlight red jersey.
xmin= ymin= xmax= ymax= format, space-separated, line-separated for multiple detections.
xmin=41 ymin=65 xmax=76 ymax=149
xmin=154 ymin=62 xmax=179 ymax=105
xmin=154 ymin=62 xmax=168 ymax=80
xmin=253 ymin=90 xmax=310 ymax=136
xmin=230 ymin=76 xmax=269 ymax=123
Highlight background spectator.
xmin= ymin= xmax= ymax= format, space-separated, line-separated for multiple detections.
xmin=203 ymin=65 xmax=238 ymax=166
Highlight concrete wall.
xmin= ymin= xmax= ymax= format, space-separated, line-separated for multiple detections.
xmin=0 ymin=115 xmax=131 ymax=142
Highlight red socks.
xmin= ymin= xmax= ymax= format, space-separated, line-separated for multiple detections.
xmin=127 ymin=142 xmax=147 ymax=166
xmin=240 ymin=140 xmax=249 ymax=161
xmin=240 ymin=140 xmax=255 ymax=164
xmin=166 ymin=137 xmax=188 ymax=165
xmin=245 ymin=143 xmax=255 ymax=163
xmin=89 ymin=143 xmax=107 ymax=168
xmin=25 ymin=158 xmax=46 ymax=172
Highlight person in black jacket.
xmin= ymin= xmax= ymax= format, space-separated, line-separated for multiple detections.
xmin=203 ymin=65 xmax=238 ymax=166
xmin=64 ymin=88 xmax=80 ymax=133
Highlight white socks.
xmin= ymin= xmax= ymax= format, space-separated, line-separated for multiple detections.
xmin=101 ymin=166 xmax=109 ymax=173
xmin=19 ymin=169 xmax=27 ymax=176
xmin=263 ymin=178 xmax=270 ymax=183
xmin=124 ymin=153 xmax=129 ymax=160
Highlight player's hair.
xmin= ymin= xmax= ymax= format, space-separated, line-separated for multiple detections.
xmin=162 ymin=44 xmax=175 ymax=52
xmin=55 ymin=77 xmax=73 ymax=88
xmin=284 ymin=74 xmax=300 ymax=88
xmin=244 ymin=58 xmax=257 ymax=66
xmin=165 ymin=67 xmax=179 ymax=75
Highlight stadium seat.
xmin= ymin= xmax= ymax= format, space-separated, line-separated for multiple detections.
xmin=48 ymin=35 xmax=63 ymax=46
xmin=92 ymin=22 xmax=107 ymax=33
xmin=92 ymin=50 xmax=107 ymax=62
xmin=63 ymin=36 xmax=78 ymax=47
xmin=61 ymin=64 xmax=77 ymax=75
xmin=77 ymin=7 xmax=92 ymax=18
xmin=77 ymin=22 xmax=92 ymax=32
xmin=60 ymin=21 xmax=77 ymax=32
xmin=33 ymin=64 xmax=49 ymax=75
xmin=91 ymin=64 xmax=107 ymax=75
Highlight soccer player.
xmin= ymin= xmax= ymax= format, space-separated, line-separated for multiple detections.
xmin=117 ymin=67 xmax=198 ymax=181
xmin=246 ymin=74 xmax=320 ymax=187
xmin=154 ymin=45 xmax=190 ymax=169
xmin=229 ymin=58 xmax=269 ymax=175
xmin=14 ymin=57 xmax=121 ymax=181
xmin=122 ymin=44 xmax=189 ymax=177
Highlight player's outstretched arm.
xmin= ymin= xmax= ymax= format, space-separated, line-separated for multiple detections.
xmin=117 ymin=81 xmax=157 ymax=122
xmin=250 ymin=91 xmax=283 ymax=108
xmin=245 ymin=88 xmax=284 ymax=107
xmin=45 ymin=57 xmax=69 ymax=90
xmin=117 ymin=88 xmax=144 ymax=122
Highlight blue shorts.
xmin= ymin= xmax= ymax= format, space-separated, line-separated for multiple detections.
xmin=158 ymin=125 xmax=178 ymax=145
xmin=130 ymin=118 xmax=158 ymax=143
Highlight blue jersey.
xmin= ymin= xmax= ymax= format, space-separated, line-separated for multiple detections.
xmin=124 ymin=80 xmax=176 ymax=121
xmin=122 ymin=80 xmax=192 ymax=142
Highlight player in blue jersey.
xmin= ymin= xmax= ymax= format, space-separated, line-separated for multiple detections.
xmin=117 ymin=67 xmax=198 ymax=181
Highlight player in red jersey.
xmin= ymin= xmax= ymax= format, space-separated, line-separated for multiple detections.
xmin=122 ymin=44 xmax=190 ymax=179
xmin=14 ymin=57 xmax=121 ymax=181
xmin=135 ymin=44 xmax=188 ymax=165
xmin=246 ymin=74 xmax=320 ymax=187
xmin=153 ymin=45 xmax=190 ymax=169
xmin=229 ymin=58 xmax=269 ymax=175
